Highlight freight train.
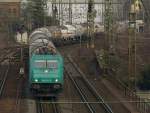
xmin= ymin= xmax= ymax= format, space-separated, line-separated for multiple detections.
xmin=16 ymin=21 xmax=144 ymax=46
xmin=29 ymin=28 xmax=64 ymax=97
xmin=16 ymin=23 xmax=104 ymax=46
xmin=48 ymin=24 xmax=104 ymax=45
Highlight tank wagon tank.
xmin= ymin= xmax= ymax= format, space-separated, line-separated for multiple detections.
xmin=29 ymin=28 xmax=64 ymax=97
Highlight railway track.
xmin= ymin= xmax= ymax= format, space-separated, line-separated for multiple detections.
xmin=0 ymin=48 xmax=21 ymax=97
xmin=0 ymin=48 xmax=18 ymax=63
xmin=65 ymin=56 xmax=114 ymax=113
xmin=0 ymin=64 xmax=9 ymax=97
xmin=37 ymin=98 xmax=60 ymax=113
xmin=14 ymin=76 xmax=25 ymax=113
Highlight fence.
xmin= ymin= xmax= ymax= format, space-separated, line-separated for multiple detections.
xmin=108 ymin=75 xmax=150 ymax=113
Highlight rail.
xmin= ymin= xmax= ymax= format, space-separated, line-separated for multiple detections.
xmin=0 ymin=49 xmax=21 ymax=97
xmin=95 ymin=50 xmax=150 ymax=113
xmin=66 ymin=71 xmax=95 ymax=113
xmin=0 ymin=64 xmax=10 ymax=97
xmin=14 ymin=76 xmax=25 ymax=113
xmin=65 ymin=56 xmax=114 ymax=113
xmin=37 ymin=98 xmax=60 ymax=113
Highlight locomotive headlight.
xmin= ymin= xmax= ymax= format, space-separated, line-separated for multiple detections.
xmin=35 ymin=79 xmax=38 ymax=82
xmin=44 ymin=69 xmax=48 ymax=73
xmin=55 ymin=79 xmax=58 ymax=82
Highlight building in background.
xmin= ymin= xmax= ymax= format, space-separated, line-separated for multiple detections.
xmin=47 ymin=0 xmax=124 ymax=24
xmin=0 ymin=0 xmax=21 ymax=30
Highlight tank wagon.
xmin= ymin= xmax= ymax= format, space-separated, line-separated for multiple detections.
xmin=29 ymin=28 xmax=64 ymax=97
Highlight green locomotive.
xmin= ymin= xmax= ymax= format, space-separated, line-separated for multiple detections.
xmin=29 ymin=28 xmax=64 ymax=96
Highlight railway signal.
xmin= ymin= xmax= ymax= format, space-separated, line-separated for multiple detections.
xmin=19 ymin=67 xmax=24 ymax=77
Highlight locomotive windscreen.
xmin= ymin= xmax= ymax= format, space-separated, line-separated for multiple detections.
xmin=34 ymin=60 xmax=58 ymax=69
xmin=35 ymin=60 xmax=46 ymax=68
xmin=47 ymin=60 xmax=58 ymax=69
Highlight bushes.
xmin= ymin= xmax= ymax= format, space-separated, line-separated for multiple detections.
xmin=137 ymin=65 xmax=150 ymax=90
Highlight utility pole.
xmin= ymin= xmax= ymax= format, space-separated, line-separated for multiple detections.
xmin=128 ymin=0 xmax=137 ymax=90
xmin=58 ymin=0 xmax=63 ymax=25
xmin=58 ymin=0 xmax=61 ymax=25
xmin=128 ymin=0 xmax=142 ymax=90
xmin=52 ymin=0 xmax=58 ymax=25
xmin=103 ymin=0 xmax=114 ymax=75
xmin=69 ymin=0 xmax=72 ymax=24
xmin=43 ymin=0 xmax=48 ymax=26
xmin=87 ymin=0 xmax=96 ymax=48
